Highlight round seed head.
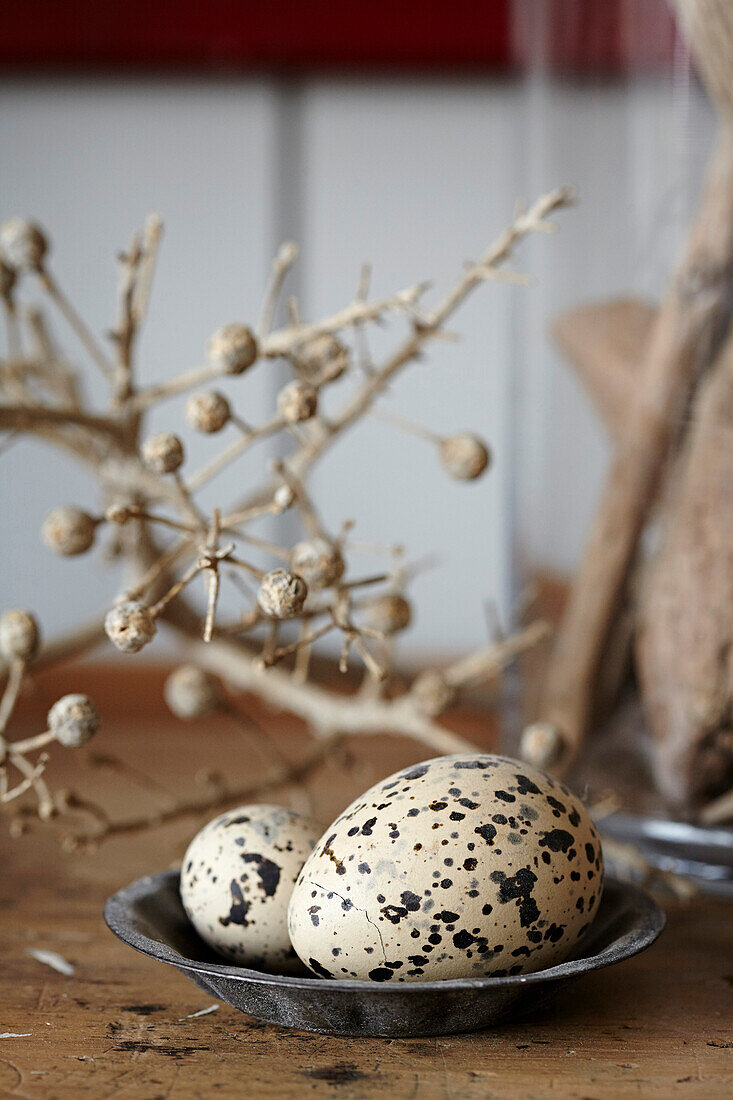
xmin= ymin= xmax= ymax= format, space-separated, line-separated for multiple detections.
xmin=48 ymin=693 xmax=99 ymax=747
xmin=296 ymin=334 xmax=348 ymax=381
xmin=164 ymin=665 xmax=222 ymax=720
xmin=411 ymin=669 xmax=454 ymax=716
xmin=105 ymin=600 xmax=156 ymax=653
xmin=141 ymin=431 xmax=185 ymax=474
xmin=0 ymin=218 xmax=48 ymax=271
xmin=105 ymin=502 xmax=132 ymax=525
xmin=257 ymin=569 xmax=308 ymax=619
xmin=207 ymin=323 xmax=258 ymax=375
xmin=273 ymin=485 xmax=295 ymax=512
xmin=519 ymin=721 xmax=565 ymax=771
xmin=439 ymin=433 xmax=491 ymax=481
xmin=290 ymin=537 xmax=344 ymax=591
xmin=365 ymin=593 xmax=412 ymax=635
xmin=277 ymin=379 xmax=318 ymax=424
xmin=42 ymin=506 xmax=97 ymax=556
xmin=185 ymin=390 xmax=231 ymax=433
xmin=0 ymin=609 xmax=40 ymax=661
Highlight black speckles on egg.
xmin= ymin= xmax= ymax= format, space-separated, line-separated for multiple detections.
xmin=403 ymin=765 xmax=430 ymax=781
xmin=368 ymin=967 xmax=394 ymax=982
xmin=490 ymin=867 xmax=541 ymax=928
xmin=474 ymin=823 xmax=497 ymax=846
xmin=239 ymin=853 xmax=281 ymax=897
xmin=515 ymin=775 xmax=542 ymax=796
xmin=287 ymin=754 xmax=603 ymax=983
xmin=218 ymin=880 xmax=252 ymax=928
xmin=538 ymin=829 xmax=575 ymax=855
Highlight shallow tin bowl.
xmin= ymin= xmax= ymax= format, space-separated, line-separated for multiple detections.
xmin=104 ymin=871 xmax=664 ymax=1038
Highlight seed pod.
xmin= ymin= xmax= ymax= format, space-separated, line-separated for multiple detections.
xmin=296 ymin=334 xmax=347 ymax=382
xmin=185 ymin=390 xmax=231 ymax=434
xmin=277 ymin=379 xmax=318 ymax=424
xmin=48 ymin=693 xmax=100 ymax=747
xmin=439 ymin=433 xmax=491 ymax=481
xmin=519 ymin=722 xmax=565 ymax=771
xmin=257 ymin=569 xmax=308 ymax=619
xmin=411 ymin=669 xmax=455 ymax=716
xmin=291 ymin=537 xmax=344 ymax=590
xmin=365 ymin=593 xmax=412 ymax=635
xmin=42 ymin=506 xmax=97 ymax=556
xmin=105 ymin=600 xmax=156 ymax=653
xmin=273 ymin=485 xmax=295 ymax=512
xmin=0 ymin=218 xmax=48 ymax=271
xmin=141 ymin=431 xmax=185 ymax=474
xmin=164 ymin=665 xmax=222 ymax=720
xmin=0 ymin=609 xmax=40 ymax=662
xmin=105 ymin=502 xmax=133 ymax=525
xmin=207 ymin=323 xmax=258 ymax=375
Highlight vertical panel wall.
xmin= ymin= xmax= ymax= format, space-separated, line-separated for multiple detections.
xmin=297 ymin=80 xmax=523 ymax=658
xmin=0 ymin=78 xmax=280 ymax=637
xmin=0 ymin=73 xmax=717 ymax=658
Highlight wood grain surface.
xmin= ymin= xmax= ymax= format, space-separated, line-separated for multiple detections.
xmin=0 ymin=665 xmax=731 ymax=1099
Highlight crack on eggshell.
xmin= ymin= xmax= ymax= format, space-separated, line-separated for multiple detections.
xmin=309 ymin=880 xmax=387 ymax=966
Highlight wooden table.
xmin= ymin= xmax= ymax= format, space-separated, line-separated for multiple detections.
xmin=1 ymin=666 xmax=731 ymax=1098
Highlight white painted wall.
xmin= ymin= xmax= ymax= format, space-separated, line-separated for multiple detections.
xmin=0 ymin=78 xmax=281 ymax=645
xmin=298 ymin=80 xmax=522 ymax=657
xmin=0 ymin=73 xmax=715 ymax=659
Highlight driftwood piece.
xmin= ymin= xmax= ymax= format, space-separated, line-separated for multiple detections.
xmin=555 ymin=295 xmax=733 ymax=811
xmin=550 ymin=299 xmax=658 ymax=722
xmin=552 ymin=299 xmax=656 ymax=443
xmin=532 ymin=121 xmax=733 ymax=771
xmin=526 ymin=1 xmax=733 ymax=790
xmin=676 ymin=0 xmax=733 ymax=122
xmin=635 ymin=331 xmax=733 ymax=808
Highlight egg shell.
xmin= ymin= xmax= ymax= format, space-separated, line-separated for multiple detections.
xmin=288 ymin=754 xmax=603 ymax=982
xmin=180 ymin=803 xmax=321 ymax=973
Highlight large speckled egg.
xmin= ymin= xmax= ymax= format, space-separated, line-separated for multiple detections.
xmin=180 ymin=804 xmax=321 ymax=973
xmin=288 ymin=754 xmax=603 ymax=982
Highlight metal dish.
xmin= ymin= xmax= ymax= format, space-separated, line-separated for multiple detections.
xmin=600 ymin=813 xmax=733 ymax=897
xmin=104 ymin=871 xmax=664 ymax=1037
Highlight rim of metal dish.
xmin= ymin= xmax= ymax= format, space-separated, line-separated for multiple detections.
xmin=601 ymin=812 xmax=733 ymax=856
xmin=104 ymin=871 xmax=665 ymax=995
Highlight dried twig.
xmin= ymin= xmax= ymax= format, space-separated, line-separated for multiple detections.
xmin=0 ymin=191 xmax=570 ymax=840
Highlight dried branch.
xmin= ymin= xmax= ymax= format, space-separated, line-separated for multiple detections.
xmin=0 ymin=190 xmax=572 ymax=841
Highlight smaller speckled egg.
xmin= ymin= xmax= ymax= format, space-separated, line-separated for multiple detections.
xmin=180 ymin=804 xmax=321 ymax=973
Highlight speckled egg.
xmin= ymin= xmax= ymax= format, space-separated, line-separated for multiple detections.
xmin=180 ymin=804 xmax=321 ymax=973
xmin=287 ymin=754 xmax=603 ymax=983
